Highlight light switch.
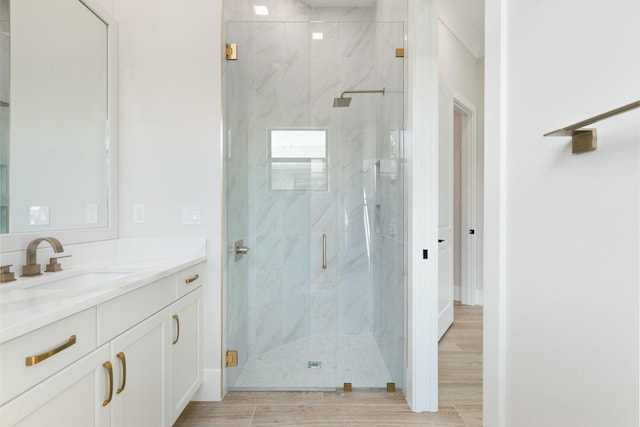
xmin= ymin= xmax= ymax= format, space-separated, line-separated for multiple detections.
xmin=133 ymin=204 xmax=145 ymax=224
xmin=182 ymin=205 xmax=201 ymax=225
xmin=86 ymin=204 xmax=99 ymax=224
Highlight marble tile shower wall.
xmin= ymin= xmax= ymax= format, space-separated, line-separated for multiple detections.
xmin=224 ymin=1 xmax=406 ymax=382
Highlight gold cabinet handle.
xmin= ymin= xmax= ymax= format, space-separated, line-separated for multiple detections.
xmin=102 ymin=361 xmax=113 ymax=406
xmin=322 ymin=233 xmax=327 ymax=269
xmin=25 ymin=335 xmax=77 ymax=366
xmin=185 ymin=274 xmax=199 ymax=284
xmin=116 ymin=352 xmax=126 ymax=394
xmin=172 ymin=314 xmax=180 ymax=345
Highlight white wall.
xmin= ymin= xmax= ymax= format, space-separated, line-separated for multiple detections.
xmin=112 ymin=0 xmax=223 ymax=400
xmin=485 ymin=0 xmax=639 ymax=425
xmin=438 ymin=22 xmax=478 ymax=106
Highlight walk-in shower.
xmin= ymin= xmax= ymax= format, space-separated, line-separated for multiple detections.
xmin=333 ymin=88 xmax=386 ymax=108
xmin=224 ymin=19 xmax=405 ymax=391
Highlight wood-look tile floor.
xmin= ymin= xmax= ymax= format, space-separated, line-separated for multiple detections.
xmin=174 ymin=302 xmax=482 ymax=426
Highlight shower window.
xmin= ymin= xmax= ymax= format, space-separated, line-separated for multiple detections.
xmin=269 ymin=129 xmax=328 ymax=191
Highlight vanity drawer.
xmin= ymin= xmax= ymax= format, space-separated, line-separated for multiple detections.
xmin=0 ymin=307 xmax=97 ymax=405
xmin=176 ymin=264 xmax=204 ymax=298
xmin=97 ymin=274 xmax=175 ymax=345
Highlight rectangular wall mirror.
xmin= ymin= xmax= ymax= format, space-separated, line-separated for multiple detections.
xmin=0 ymin=0 xmax=118 ymax=252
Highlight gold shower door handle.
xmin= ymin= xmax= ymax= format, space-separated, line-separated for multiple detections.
xmin=322 ymin=233 xmax=327 ymax=269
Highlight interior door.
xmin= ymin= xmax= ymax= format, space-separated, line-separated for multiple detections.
xmin=437 ymin=88 xmax=454 ymax=340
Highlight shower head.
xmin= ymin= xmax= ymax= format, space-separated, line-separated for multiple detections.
xmin=333 ymin=97 xmax=352 ymax=108
xmin=332 ymin=88 xmax=385 ymax=108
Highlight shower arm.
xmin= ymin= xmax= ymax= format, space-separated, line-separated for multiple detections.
xmin=338 ymin=88 xmax=385 ymax=99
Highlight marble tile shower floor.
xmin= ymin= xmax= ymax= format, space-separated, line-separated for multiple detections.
xmin=231 ymin=336 xmax=394 ymax=389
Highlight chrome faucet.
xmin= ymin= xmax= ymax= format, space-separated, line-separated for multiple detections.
xmin=21 ymin=237 xmax=65 ymax=277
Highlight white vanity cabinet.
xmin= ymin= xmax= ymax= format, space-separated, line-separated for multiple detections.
xmin=0 ymin=262 xmax=205 ymax=427
xmin=0 ymin=307 xmax=97 ymax=406
xmin=107 ymin=308 xmax=172 ymax=427
xmin=0 ymin=345 xmax=111 ymax=427
xmin=170 ymin=287 xmax=203 ymax=424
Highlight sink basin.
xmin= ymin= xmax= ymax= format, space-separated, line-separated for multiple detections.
xmin=21 ymin=271 xmax=131 ymax=292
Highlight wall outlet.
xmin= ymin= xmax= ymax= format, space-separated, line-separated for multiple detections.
xmin=133 ymin=204 xmax=145 ymax=224
xmin=182 ymin=205 xmax=201 ymax=225
xmin=86 ymin=204 xmax=99 ymax=224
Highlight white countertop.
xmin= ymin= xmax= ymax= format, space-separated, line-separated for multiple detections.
xmin=0 ymin=239 xmax=206 ymax=344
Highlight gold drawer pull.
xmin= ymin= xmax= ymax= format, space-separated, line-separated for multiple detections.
xmin=172 ymin=314 xmax=180 ymax=345
xmin=102 ymin=361 xmax=113 ymax=406
xmin=116 ymin=352 xmax=127 ymax=394
xmin=25 ymin=335 xmax=77 ymax=366
xmin=185 ymin=274 xmax=199 ymax=284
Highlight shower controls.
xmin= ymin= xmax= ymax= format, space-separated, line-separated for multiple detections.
xmin=233 ymin=240 xmax=249 ymax=262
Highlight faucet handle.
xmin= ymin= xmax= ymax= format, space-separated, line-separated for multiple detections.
xmin=45 ymin=255 xmax=72 ymax=273
xmin=1 ymin=265 xmax=17 ymax=284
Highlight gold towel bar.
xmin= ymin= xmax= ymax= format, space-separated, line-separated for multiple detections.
xmin=544 ymin=100 xmax=640 ymax=154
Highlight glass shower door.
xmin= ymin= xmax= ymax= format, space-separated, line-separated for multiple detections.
xmin=224 ymin=20 xmax=405 ymax=391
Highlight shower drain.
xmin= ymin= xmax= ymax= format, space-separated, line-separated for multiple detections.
xmin=307 ymin=361 xmax=322 ymax=369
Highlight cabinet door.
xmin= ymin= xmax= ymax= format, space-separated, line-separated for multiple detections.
xmin=110 ymin=308 xmax=171 ymax=427
xmin=0 ymin=345 xmax=111 ymax=427
xmin=170 ymin=287 xmax=203 ymax=424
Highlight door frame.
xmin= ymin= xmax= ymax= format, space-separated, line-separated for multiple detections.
xmin=483 ymin=0 xmax=508 ymax=424
xmin=405 ymin=0 xmax=439 ymax=413
xmin=452 ymin=94 xmax=478 ymax=306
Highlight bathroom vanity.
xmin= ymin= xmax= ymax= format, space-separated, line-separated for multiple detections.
xmin=0 ymin=240 xmax=205 ymax=426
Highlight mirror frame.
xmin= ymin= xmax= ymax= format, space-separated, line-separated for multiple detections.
xmin=0 ymin=0 xmax=118 ymax=253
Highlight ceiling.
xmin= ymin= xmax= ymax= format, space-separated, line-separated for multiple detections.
xmin=451 ymin=0 xmax=485 ymax=37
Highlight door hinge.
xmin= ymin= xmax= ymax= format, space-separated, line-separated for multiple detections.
xmin=226 ymin=350 xmax=238 ymax=367
xmin=225 ymin=43 xmax=238 ymax=61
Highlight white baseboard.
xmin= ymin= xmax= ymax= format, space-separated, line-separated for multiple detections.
xmin=192 ymin=368 xmax=222 ymax=401
xmin=454 ymin=286 xmax=484 ymax=306
xmin=474 ymin=289 xmax=484 ymax=305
